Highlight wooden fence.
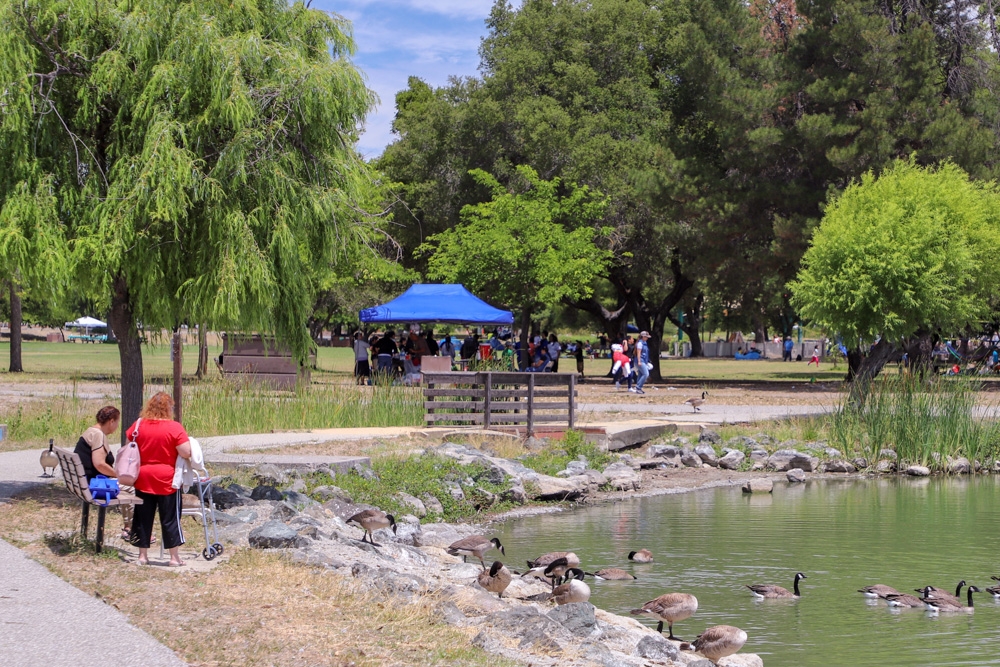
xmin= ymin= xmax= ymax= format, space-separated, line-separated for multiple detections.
xmin=422 ymin=371 xmax=577 ymax=435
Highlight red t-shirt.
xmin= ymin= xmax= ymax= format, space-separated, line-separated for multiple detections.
xmin=127 ymin=418 xmax=189 ymax=495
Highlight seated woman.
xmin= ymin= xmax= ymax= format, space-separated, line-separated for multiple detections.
xmin=74 ymin=406 xmax=135 ymax=540
xmin=525 ymin=346 xmax=551 ymax=372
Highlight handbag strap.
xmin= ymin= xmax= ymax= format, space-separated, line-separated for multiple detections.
xmin=130 ymin=418 xmax=141 ymax=444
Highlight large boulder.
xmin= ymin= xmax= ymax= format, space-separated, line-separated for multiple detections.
xmin=500 ymin=483 xmax=528 ymax=504
xmin=252 ymin=463 xmax=288 ymax=487
xmin=905 ymin=465 xmax=931 ymax=477
xmin=786 ymin=468 xmax=806 ymax=483
xmin=695 ymin=444 xmax=720 ymax=467
xmin=312 ymin=485 xmax=353 ymax=503
xmin=421 ymin=493 xmax=445 ymax=515
xmin=648 ymin=444 xmax=679 ymax=458
xmin=719 ymin=450 xmax=746 ymax=470
xmin=249 ymin=521 xmax=307 ymax=549
xmin=250 ymin=484 xmax=283 ymax=501
xmin=211 ymin=487 xmax=252 ymax=511
xmin=822 ymin=460 xmax=856 ymax=473
xmin=529 ymin=474 xmax=588 ymax=500
xmin=698 ymin=429 xmax=722 ymax=445
xmin=876 ymin=459 xmax=896 ymax=473
xmin=767 ymin=449 xmax=820 ymax=472
xmin=395 ymin=492 xmax=427 ymax=518
xmin=601 ymin=463 xmax=641 ymax=491
xmin=749 ymin=449 xmax=769 ymax=462
xmin=634 ymin=636 xmax=679 ymax=661
xmin=948 ymin=456 xmax=972 ymax=474
xmin=681 ymin=449 xmax=703 ymax=468
xmin=742 ymin=478 xmax=773 ymax=494
xmin=546 ymin=602 xmax=598 ymax=638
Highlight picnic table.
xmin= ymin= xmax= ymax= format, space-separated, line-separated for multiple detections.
xmin=67 ymin=334 xmax=107 ymax=343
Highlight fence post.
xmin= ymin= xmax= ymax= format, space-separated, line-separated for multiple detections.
xmin=568 ymin=373 xmax=576 ymax=430
xmin=527 ymin=372 xmax=535 ymax=437
xmin=425 ymin=376 xmax=434 ymax=424
xmin=483 ymin=372 xmax=492 ymax=429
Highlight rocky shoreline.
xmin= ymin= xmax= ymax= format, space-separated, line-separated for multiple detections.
xmin=201 ymin=429 xmax=998 ymax=667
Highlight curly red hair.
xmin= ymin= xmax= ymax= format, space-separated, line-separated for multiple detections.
xmin=139 ymin=391 xmax=175 ymax=420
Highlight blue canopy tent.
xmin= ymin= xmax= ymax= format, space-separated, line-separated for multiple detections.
xmin=359 ymin=284 xmax=514 ymax=325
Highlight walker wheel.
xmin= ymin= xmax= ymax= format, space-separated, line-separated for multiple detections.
xmin=213 ymin=543 xmax=224 ymax=555
xmin=203 ymin=546 xmax=217 ymax=561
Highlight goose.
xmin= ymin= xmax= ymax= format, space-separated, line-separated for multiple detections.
xmin=747 ymin=572 xmax=807 ymax=599
xmin=588 ymin=568 xmax=636 ymax=581
xmin=346 ymin=509 xmax=397 ymax=547
xmin=477 ymin=560 xmax=513 ymax=598
xmin=882 ymin=592 xmax=927 ymax=608
xmin=447 ymin=535 xmax=505 ymax=569
xmin=627 ymin=549 xmax=653 ymax=563
xmin=630 ymin=592 xmax=698 ymax=641
xmin=550 ymin=568 xmax=591 ymax=605
xmin=39 ymin=439 xmax=58 ymax=478
xmin=913 ymin=580 xmax=965 ymax=605
xmin=523 ymin=557 xmax=577 ymax=591
xmin=683 ymin=391 xmax=708 ymax=412
xmin=679 ymin=625 xmax=748 ymax=664
xmin=984 ymin=584 xmax=1000 ymax=599
xmin=924 ymin=586 xmax=980 ymax=613
xmin=526 ymin=551 xmax=581 ymax=570
xmin=858 ymin=584 xmax=901 ymax=599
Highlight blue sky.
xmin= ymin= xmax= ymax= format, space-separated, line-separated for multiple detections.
xmin=311 ymin=1 xmax=499 ymax=159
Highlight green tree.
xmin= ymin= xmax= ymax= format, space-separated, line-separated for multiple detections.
xmin=790 ymin=159 xmax=1000 ymax=384
xmin=1 ymin=0 xmax=379 ymax=433
xmin=419 ymin=166 xmax=610 ymax=369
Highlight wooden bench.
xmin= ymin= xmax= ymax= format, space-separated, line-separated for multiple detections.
xmin=53 ymin=447 xmax=143 ymax=553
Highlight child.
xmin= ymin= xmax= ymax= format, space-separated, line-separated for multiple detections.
xmin=809 ymin=346 xmax=820 ymax=367
xmin=611 ymin=344 xmax=632 ymax=390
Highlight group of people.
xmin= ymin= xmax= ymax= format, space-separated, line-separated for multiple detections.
xmin=608 ymin=331 xmax=653 ymax=394
xmin=75 ymin=392 xmax=192 ymax=566
xmin=353 ymin=327 xmax=442 ymax=384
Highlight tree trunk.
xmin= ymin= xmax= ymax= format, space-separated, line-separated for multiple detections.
xmin=172 ymin=329 xmax=183 ymax=423
xmin=753 ymin=313 xmax=767 ymax=355
xmin=8 ymin=279 xmax=23 ymax=373
xmin=846 ymin=339 xmax=898 ymax=407
xmin=668 ymin=293 xmax=705 ymax=357
xmin=195 ymin=324 xmax=208 ymax=379
xmin=109 ymin=274 xmax=144 ymax=444
xmin=519 ymin=307 xmax=532 ymax=371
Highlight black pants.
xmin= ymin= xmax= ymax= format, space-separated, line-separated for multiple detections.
xmin=131 ymin=489 xmax=185 ymax=549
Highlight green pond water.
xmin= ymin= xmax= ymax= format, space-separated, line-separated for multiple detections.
xmin=494 ymin=477 xmax=1000 ymax=666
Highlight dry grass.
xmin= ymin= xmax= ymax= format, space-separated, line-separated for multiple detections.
xmin=0 ymin=486 xmax=518 ymax=667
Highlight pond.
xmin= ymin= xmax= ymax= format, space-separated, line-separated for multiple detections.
xmin=494 ymin=476 xmax=1000 ymax=666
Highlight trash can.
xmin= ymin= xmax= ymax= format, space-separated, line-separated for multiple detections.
xmin=479 ymin=343 xmax=492 ymax=360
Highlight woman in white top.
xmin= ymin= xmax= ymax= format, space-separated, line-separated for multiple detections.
xmin=353 ymin=331 xmax=371 ymax=385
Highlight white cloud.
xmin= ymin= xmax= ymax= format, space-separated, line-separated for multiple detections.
xmin=334 ymin=0 xmax=496 ymax=20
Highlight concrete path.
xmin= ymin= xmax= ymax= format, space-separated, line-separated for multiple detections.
xmin=0 ymin=538 xmax=187 ymax=667
xmin=579 ymin=402 xmax=834 ymax=423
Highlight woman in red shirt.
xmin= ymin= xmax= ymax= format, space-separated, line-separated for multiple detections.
xmin=126 ymin=392 xmax=192 ymax=566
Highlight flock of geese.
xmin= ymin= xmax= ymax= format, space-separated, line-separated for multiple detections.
xmin=858 ymin=579 xmax=1000 ymax=613
xmin=442 ymin=535 xmax=749 ymax=664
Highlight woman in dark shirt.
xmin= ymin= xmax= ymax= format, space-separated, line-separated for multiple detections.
xmin=74 ymin=406 xmax=135 ymax=540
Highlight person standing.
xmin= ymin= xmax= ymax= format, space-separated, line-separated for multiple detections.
xmin=425 ymin=329 xmax=439 ymax=356
xmin=783 ymin=337 xmax=794 ymax=362
xmin=439 ymin=334 xmax=455 ymax=363
xmin=547 ymin=333 xmax=561 ymax=373
xmin=631 ymin=331 xmax=651 ymax=394
xmin=353 ymin=331 xmax=371 ymax=385
xmin=127 ymin=392 xmax=191 ymax=567
xmin=575 ymin=341 xmax=585 ymax=377
xmin=809 ymin=345 xmax=820 ymax=367
xmin=373 ymin=330 xmax=398 ymax=378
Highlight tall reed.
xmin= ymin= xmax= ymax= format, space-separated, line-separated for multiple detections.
xmin=829 ymin=374 xmax=1000 ymax=468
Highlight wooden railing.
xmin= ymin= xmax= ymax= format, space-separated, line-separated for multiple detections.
xmin=422 ymin=371 xmax=577 ymax=435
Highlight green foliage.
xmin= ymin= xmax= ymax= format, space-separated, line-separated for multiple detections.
xmin=519 ymin=431 xmax=615 ymax=477
xmin=790 ymin=159 xmax=1000 ymax=347
xmin=303 ymin=454 xmax=517 ymax=522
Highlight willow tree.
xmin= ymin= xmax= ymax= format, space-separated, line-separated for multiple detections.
xmin=0 ymin=0 xmax=378 ymax=432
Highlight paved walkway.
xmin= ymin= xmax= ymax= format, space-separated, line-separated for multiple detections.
xmin=579 ymin=402 xmax=833 ymax=423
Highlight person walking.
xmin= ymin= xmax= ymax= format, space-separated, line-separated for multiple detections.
xmin=575 ymin=341 xmax=585 ymax=378
xmin=353 ymin=331 xmax=371 ymax=385
xmin=631 ymin=331 xmax=651 ymax=394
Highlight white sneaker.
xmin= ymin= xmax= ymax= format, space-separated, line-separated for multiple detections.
xmin=628 ymin=387 xmax=638 ymax=393
xmin=615 ymin=381 xmax=621 ymax=390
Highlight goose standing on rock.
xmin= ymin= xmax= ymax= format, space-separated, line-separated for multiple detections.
xmin=551 ymin=568 xmax=591 ymax=606
xmin=747 ymin=572 xmax=807 ymax=599
xmin=447 ymin=535 xmax=505 ymax=569
xmin=680 ymin=625 xmax=748 ymax=664
xmin=924 ymin=586 xmax=980 ymax=613
xmin=524 ymin=552 xmax=580 ymax=586
xmin=683 ymin=392 xmax=708 ymax=412
xmin=627 ymin=549 xmax=653 ymax=563
xmin=630 ymin=592 xmax=698 ymax=640
xmin=858 ymin=584 xmax=901 ymax=599
xmin=346 ymin=509 xmax=396 ymax=547
xmin=477 ymin=561 xmax=513 ymax=598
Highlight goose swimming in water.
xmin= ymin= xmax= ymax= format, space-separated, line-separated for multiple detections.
xmin=747 ymin=572 xmax=806 ymax=599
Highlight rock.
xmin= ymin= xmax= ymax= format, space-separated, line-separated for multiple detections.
xmin=320 ymin=497 xmax=368 ymax=520
xmin=681 ymin=449 xmax=703 ymax=468
xmin=753 ymin=433 xmax=775 ymax=447
xmin=602 ymin=463 xmax=641 ymax=491
xmin=435 ymin=600 xmax=466 ymax=626
xmin=529 ymin=474 xmax=588 ymax=500
xmin=523 ymin=436 xmax=548 ymax=452
xmin=250 ymin=485 xmax=283 ymax=502
xmin=672 ymin=436 xmax=692 ymax=446
xmin=546 ymin=602 xmax=597 ymax=637
xmin=486 ymin=606 xmax=567 ymax=652
xmin=726 ymin=435 xmax=759 ymax=450
xmin=413 ymin=523 xmax=474 ymax=548
xmin=749 ymin=449 xmax=769 ymax=462
xmin=500 ymin=482 xmax=528 ymax=504
xmin=230 ymin=508 xmax=259 ymax=523
xmin=442 ymin=481 xmax=465 ymax=502
xmin=634 ymin=635 xmax=680 ymax=661
xmin=750 ymin=461 xmax=766 ymax=471
xmin=350 ymin=461 xmax=378 ymax=480
xmin=767 ymin=449 xmax=820 ymax=472
xmin=209 ymin=510 xmax=246 ymax=526
xmin=851 ymin=457 xmax=869 ymax=469
xmin=699 ymin=429 xmax=722 ymax=445
xmin=312 ymin=485 xmax=352 ymax=503
xmin=719 ymin=450 xmax=746 ymax=470
xmin=252 ymin=464 xmax=287 ymax=487
xmin=249 ymin=521 xmax=307 ymax=549
xmin=824 ymin=447 xmax=843 ymax=458
xmin=211 ymin=487 xmax=252 ymax=510
xmin=948 ymin=456 xmax=972 ymax=474
xmin=295 ymin=525 xmax=319 ymax=540
xmin=269 ymin=500 xmax=299 ymax=521
xmin=695 ymin=444 xmax=719 ymax=467
xmin=742 ymin=478 xmax=773 ymax=494
xmin=473 ymin=462 xmax=507 ymax=485
xmin=905 ymin=465 xmax=931 ymax=477
xmin=578 ymin=469 xmax=608 ymax=489
xmin=876 ymin=459 xmax=896 ymax=473
xmin=648 ymin=444 xmax=679 ymax=458
xmin=822 ymin=460 xmax=856 ymax=473
xmin=421 ymin=493 xmax=445 ymax=515
xmin=287 ymin=478 xmax=307 ymax=493
xmin=786 ymin=468 xmax=806 ymax=483
xmin=393 ymin=516 xmax=423 ymax=546
xmin=879 ymin=448 xmax=897 ymax=459
xmin=290 ymin=549 xmax=346 ymax=570
xmin=994 ymin=459 xmax=1000 ymax=473
xmin=282 ymin=490 xmax=318 ymax=509
xmin=566 ymin=460 xmax=587 ymax=474
xmin=395 ymin=492 xmax=427 ymax=518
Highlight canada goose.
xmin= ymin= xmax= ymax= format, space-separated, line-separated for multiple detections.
xmin=913 ymin=580 xmax=965 ymax=605
xmin=447 ymin=535 xmax=505 ymax=569
xmin=526 ymin=551 xmax=581 ymax=570
xmin=924 ymin=586 xmax=980 ymax=613
xmin=523 ymin=556 xmax=576 ymax=591
xmin=984 ymin=584 xmax=1000 ymax=599
xmin=858 ymin=584 xmax=901 ymax=599
xmin=680 ymin=625 xmax=748 ymax=664
xmin=477 ymin=560 xmax=513 ymax=598
xmin=630 ymin=592 xmax=698 ymax=640
xmin=883 ymin=592 xmax=927 ymax=608
xmin=627 ymin=549 xmax=653 ymax=563
xmin=683 ymin=391 xmax=708 ymax=412
xmin=346 ymin=509 xmax=396 ymax=546
xmin=551 ymin=568 xmax=591 ymax=605
xmin=39 ymin=439 xmax=58 ymax=477
xmin=747 ymin=572 xmax=807 ymax=599
xmin=588 ymin=568 xmax=636 ymax=581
